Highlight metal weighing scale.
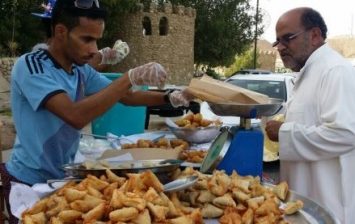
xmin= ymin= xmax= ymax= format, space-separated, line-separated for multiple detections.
xmin=200 ymin=98 xmax=283 ymax=178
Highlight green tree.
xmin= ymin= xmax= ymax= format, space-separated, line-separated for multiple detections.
xmin=143 ymin=0 xmax=261 ymax=69
xmin=0 ymin=0 xmax=49 ymax=56
xmin=0 ymin=0 xmax=139 ymax=56
xmin=224 ymin=48 xmax=260 ymax=77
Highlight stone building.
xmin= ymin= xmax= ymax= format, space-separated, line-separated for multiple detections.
xmin=258 ymin=50 xmax=277 ymax=71
xmin=109 ymin=2 xmax=196 ymax=85
xmin=256 ymin=39 xmax=277 ymax=72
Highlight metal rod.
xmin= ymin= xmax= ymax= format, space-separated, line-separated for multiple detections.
xmin=253 ymin=0 xmax=260 ymax=69
xmin=240 ymin=117 xmax=252 ymax=130
xmin=80 ymin=132 xmax=119 ymax=140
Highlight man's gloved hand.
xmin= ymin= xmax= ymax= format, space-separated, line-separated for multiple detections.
xmin=128 ymin=62 xmax=167 ymax=88
xmin=169 ymin=88 xmax=195 ymax=108
xmin=99 ymin=40 xmax=130 ymax=65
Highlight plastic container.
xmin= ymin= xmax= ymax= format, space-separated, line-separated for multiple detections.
xmin=91 ymin=73 xmax=147 ymax=136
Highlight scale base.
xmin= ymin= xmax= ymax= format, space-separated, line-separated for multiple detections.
xmin=217 ymin=129 xmax=264 ymax=177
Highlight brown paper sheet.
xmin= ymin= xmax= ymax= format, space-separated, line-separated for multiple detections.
xmin=99 ymin=148 xmax=181 ymax=160
xmin=187 ymin=75 xmax=269 ymax=104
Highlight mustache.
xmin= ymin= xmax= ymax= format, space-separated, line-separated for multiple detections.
xmin=279 ymin=50 xmax=291 ymax=57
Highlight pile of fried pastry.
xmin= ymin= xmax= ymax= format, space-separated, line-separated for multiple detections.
xmin=178 ymin=150 xmax=207 ymax=163
xmin=121 ymin=138 xmax=189 ymax=151
xmin=22 ymin=168 xmax=303 ymax=224
xmin=174 ymin=113 xmax=222 ymax=129
xmin=175 ymin=168 xmax=303 ymax=223
xmin=121 ymin=138 xmax=206 ymax=163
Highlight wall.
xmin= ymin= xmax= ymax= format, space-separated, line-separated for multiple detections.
xmin=0 ymin=57 xmax=16 ymax=83
xmin=110 ymin=3 xmax=196 ymax=85
xmin=258 ymin=50 xmax=277 ymax=72
xmin=0 ymin=57 xmax=16 ymax=151
xmin=0 ymin=57 xmax=16 ymax=111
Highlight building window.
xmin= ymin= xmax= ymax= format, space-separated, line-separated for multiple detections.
xmin=142 ymin=16 xmax=152 ymax=36
xmin=159 ymin=17 xmax=168 ymax=36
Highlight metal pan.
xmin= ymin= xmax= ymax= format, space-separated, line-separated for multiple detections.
xmin=63 ymin=159 xmax=182 ymax=184
xmin=205 ymin=183 xmax=340 ymax=224
xmin=208 ymin=98 xmax=283 ymax=118
xmin=264 ymin=183 xmax=340 ymax=224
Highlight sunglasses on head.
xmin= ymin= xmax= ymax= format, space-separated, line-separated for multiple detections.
xmin=74 ymin=0 xmax=99 ymax=9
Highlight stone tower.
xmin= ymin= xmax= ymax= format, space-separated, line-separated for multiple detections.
xmin=110 ymin=2 xmax=196 ymax=85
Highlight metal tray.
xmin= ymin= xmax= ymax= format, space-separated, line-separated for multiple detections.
xmin=208 ymin=98 xmax=283 ymax=118
xmin=281 ymin=186 xmax=340 ymax=223
xmin=63 ymin=159 xmax=182 ymax=183
xmin=168 ymin=125 xmax=221 ymax=144
xmin=205 ymin=183 xmax=340 ymax=224
xmin=266 ymin=183 xmax=339 ymax=224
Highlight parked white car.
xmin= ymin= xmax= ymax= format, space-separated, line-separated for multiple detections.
xmin=200 ymin=73 xmax=296 ymax=126
xmin=225 ymin=73 xmax=295 ymax=109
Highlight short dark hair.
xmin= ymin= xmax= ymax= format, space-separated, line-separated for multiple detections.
xmin=42 ymin=18 xmax=52 ymax=38
xmin=51 ymin=0 xmax=107 ymax=34
xmin=300 ymin=8 xmax=328 ymax=39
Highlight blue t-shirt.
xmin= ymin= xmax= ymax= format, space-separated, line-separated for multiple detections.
xmin=6 ymin=50 xmax=111 ymax=184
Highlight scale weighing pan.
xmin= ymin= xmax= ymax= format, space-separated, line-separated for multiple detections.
xmin=200 ymin=127 xmax=232 ymax=174
xmin=201 ymin=98 xmax=284 ymax=176
xmin=208 ymin=98 xmax=283 ymax=118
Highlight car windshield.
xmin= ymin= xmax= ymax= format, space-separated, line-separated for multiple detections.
xmin=227 ymin=79 xmax=286 ymax=101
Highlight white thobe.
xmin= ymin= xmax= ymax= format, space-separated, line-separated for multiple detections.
xmin=279 ymin=44 xmax=355 ymax=224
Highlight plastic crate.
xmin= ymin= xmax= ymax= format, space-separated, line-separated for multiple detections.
xmin=91 ymin=73 xmax=147 ymax=136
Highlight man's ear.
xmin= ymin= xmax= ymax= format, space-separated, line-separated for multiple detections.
xmin=53 ymin=24 xmax=68 ymax=39
xmin=310 ymin=27 xmax=323 ymax=45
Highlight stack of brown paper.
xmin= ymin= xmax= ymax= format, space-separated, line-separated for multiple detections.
xmin=187 ymin=75 xmax=270 ymax=104
xmin=99 ymin=148 xmax=181 ymax=160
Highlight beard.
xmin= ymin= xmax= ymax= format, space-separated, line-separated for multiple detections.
xmin=281 ymin=54 xmax=302 ymax=72
xmin=279 ymin=37 xmax=311 ymax=72
xmin=280 ymin=46 xmax=309 ymax=72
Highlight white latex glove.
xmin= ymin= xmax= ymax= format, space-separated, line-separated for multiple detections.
xmin=99 ymin=40 xmax=130 ymax=65
xmin=128 ymin=62 xmax=167 ymax=88
xmin=169 ymin=89 xmax=195 ymax=108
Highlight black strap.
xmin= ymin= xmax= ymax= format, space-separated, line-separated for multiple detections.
xmin=163 ymin=89 xmax=174 ymax=104
xmin=75 ymin=72 xmax=84 ymax=101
